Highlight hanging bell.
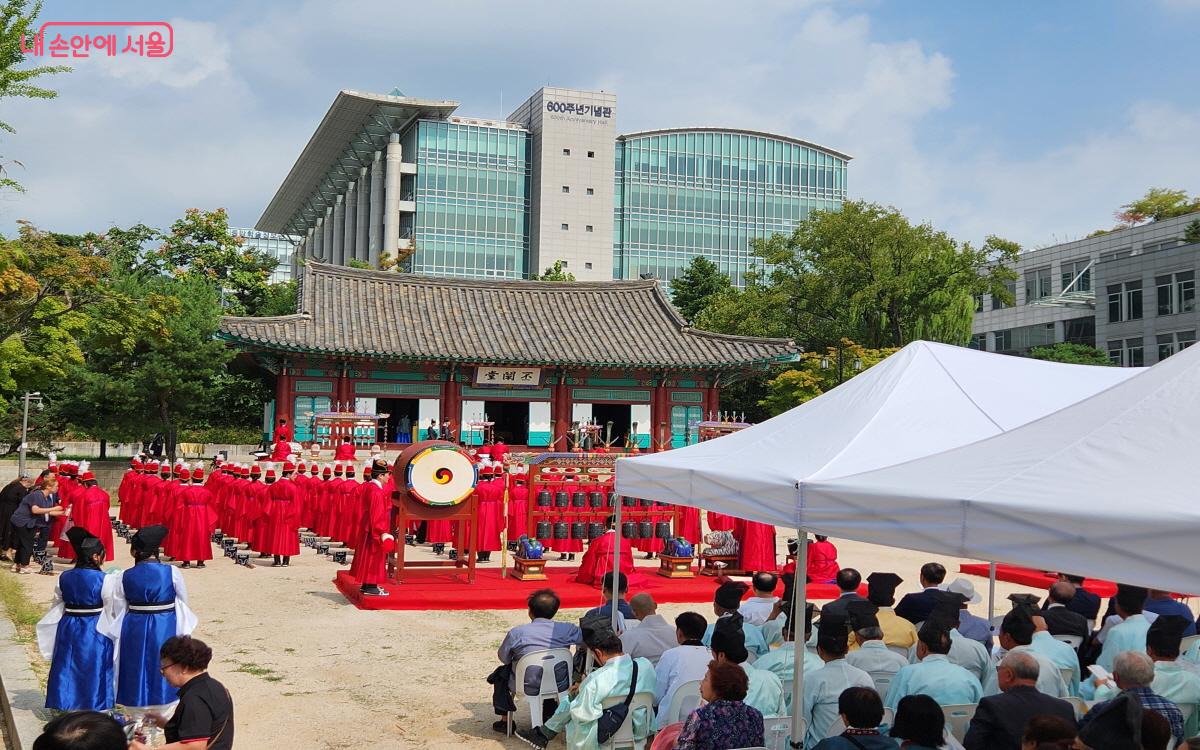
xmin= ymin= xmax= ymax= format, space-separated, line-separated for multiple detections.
xmin=536 ymin=521 xmax=551 ymax=539
xmin=621 ymin=521 xmax=637 ymax=539
xmin=553 ymin=521 xmax=569 ymax=539
xmin=655 ymin=521 xmax=671 ymax=539
xmin=536 ymin=490 xmax=552 ymax=507
xmin=638 ymin=521 xmax=652 ymax=538
xmin=588 ymin=491 xmax=604 ymax=508
xmin=571 ymin=521 xmax=587 ymax=539
xmin=571 ymin=491 xmax=587 ymax=508
xmin=588 ymin=522 xmax=605 ymax=540
xmin=554 ymin=491 xmax=569 ymax=508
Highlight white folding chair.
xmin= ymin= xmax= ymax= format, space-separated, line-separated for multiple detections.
xmin=780 ymin=678 xmax=794 ymax=710
xmin=941 ymin=703 xmax=977 ymax=742
xmin=762 ymin=715 xmax=800 ymax=750
xmin=506 ymin=648 xmax=574 ymax=736
xmin=886 ymin=644 xmax=911 ymax=658
xmin=989 ymin=615 xmax=1006 ymax=634
xmin=1064 ymin=695 xmax=1089 ymax=720
xmin=1181 ymin=634 xmax=1200 ymax=654
xmin=599 ymin=691 xmax=655 ymax=749
xmin=661 ymin=679 xmax=703 ymax=725
xmin=1178 ymin=702 xmax=1197 ymax=723
xmin=1054 ymin=633 xmax=1084 ymax=649
xmin=868 ymin=669 xmax=895 ymax=699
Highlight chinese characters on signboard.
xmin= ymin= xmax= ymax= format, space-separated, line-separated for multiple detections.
xmin=21 ymin=22 xmax=174 ymax=59
xmin=474 ymin=366 xmax=543 ymax=388
xmin=545 ymin=101 xmax=613 ymax=119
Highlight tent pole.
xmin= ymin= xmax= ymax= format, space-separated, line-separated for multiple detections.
xmin=612 ymin=494 xmax=622 ymax=635
xmin=988 ymin=561 xmax=997 ymax=622
xmin=789 ymin=528 xmax=807 ymax=748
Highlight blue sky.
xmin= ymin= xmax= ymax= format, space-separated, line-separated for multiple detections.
xmin=3 ymin=0 xmax=1199 ymax=251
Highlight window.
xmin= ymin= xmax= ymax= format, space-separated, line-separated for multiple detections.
xmin=1062 ymin=317 xmax=1096 ymax=347
xmin=587 ymin=151 xmax=595 ymax=158
xmin=1107 ymin=280 xmax=1143 ymax=322
xmin=586 ymin=188 xmax=594 ymax=196
xmin=560 ymin=260 xmax=569 ymax=267
xmin=585 ymin=225 xmax=593 ymax=233
xmin=584 ymin=262 xmax=593 ymax=270
xmin=1157 ymin=330 xmax=1197 ymax=361
xmin=993 ymin=329 xmax=1012 ymax=352
xmin=562 ymin=148 xmax=571 ymax=156
xmin=561 ymin=223 xmax=569 ymax=231
xmin=1100 ymin=247 xmax=1132 ymax=262
xmin=1144 ymin=239 xmax=1182 ymax=254
xmin=1107 ymin=338 xmax=1145 ymax=367
xmin=562 ymin=185 xmax=570 ymax=193
xmin=992 ymin=280 xmax=1017 ymax=310
xmin=1060 ymin=258 xmax=1092 ymax=293
xmin=1156 ymin=270 xmax=1194 ymax=316
xmin=968 ymin=333 xmax=987 ymax=351
xmin=1024 ymin=266 xmax=1052 ymax=303
xmin=1010 ymin=323 xmax=1056 ymax=352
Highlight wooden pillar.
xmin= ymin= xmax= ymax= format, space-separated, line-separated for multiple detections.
xmin=336 ymin=361 xmax=353 ymax=411
xmin=651 ymin=375 xmax=668 ymax=453
xmin=442 ymin=368 xmax=461 ymax=437
xmin=274 ymin=363 xmax=293 ymax=440
xmin=706 ymin=380 xmax=720 ymax=420
xmin=552 ymin=371 xmax=569 ymax=451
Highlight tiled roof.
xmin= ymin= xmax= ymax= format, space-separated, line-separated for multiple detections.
xmin=218 ymin=263 xmax=799 ymax=369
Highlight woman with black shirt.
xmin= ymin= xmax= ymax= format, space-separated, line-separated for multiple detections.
xmin=131 ymin=636 xmax=234 ymax=750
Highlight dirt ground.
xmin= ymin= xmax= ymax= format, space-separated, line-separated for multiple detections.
xmin=10 ymin=529 xmax=1084 ymax=749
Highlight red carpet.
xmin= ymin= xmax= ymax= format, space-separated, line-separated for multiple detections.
xmin=333 ymin=568 xmax=856 ymax=611
xmin=959 ymin=563 xmax=1118 ymax=597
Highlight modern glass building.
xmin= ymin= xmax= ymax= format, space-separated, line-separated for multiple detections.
xmin=614 ymin=128 xmax=850 ymax=286
xmin=230 ymin=227 xmax=299 ymax=284
xmin=400 ymin=119 xmax=530 ymax=279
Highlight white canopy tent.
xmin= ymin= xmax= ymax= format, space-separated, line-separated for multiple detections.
xmin=613 ymin=340 xmax=1140 ymax=742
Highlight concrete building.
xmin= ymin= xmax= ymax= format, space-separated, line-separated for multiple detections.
xmin=256 ymin=86 xmax=848 ymax=286
xmin=971 ymin=211 xmax=1200 ymax=365
xmin=230 ymin=227 xmax=299 ymax=284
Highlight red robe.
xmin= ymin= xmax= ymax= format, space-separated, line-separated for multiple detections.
xmin=676 ymin=505 xmax=701 ymax=544
xmin=240 ymin=480 xmax=268 ymax=547
xmin=507 ymin=481 xmax=529 ymax=539
xmin=348 ymin=480 xmax=390 ymax=586
xmin=575 ymin=530 xmax=634 ymax=586
xmin=334 ymin=443 xmax=356 ymax=461
xmin=50 ymin=477 xmax=76 ymax=553
xmin=806 ymin=539 xmax=839 ymax=583
xmin=117 ymin=470 xmax=139 ymax=525
xmin=706 ymin=510 xmax=737 ymax=531
xmin=167 ymin=484 xmax=218 ymax=562
xmin=735 ymin=517 xmax=777 ymax=573
xmin=260 ymin=478 xmax=301 ymax=556
xmin=270 ymin=439 xmax=292 ymax=462
xmin=474 ymin=477 xmax=504 ymax=552
xmin=73 ymin=485 xmax=115 ymax=562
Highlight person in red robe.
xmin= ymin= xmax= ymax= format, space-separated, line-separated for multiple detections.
xmin=314 ymin=464 xmax=334 ymax=537
xmin=336 ymin=464 xmax=361 ymax=548
xmin=349 ymin=458 xmax=393 ymax=597
xmin=474 ymin=466 xmax=504 ymax=562
xmin=734 ymin=516 xmax=777 ymax=574
xmin=72 ymin=467 xmax=115 ymax=562
xmin=261 ymin=463 xmax=301 ymax=566
xmin=333 ymin=437 xmax=357 ymax=462
xmin=269 ymin=436 xmax=292 ymax=462
xmin=491 ymin=440 xmax=509 ymax=464
xmin=506 ymin=470 xmax=529 ymax=541
xmin=675 ymin=503 xmax=701 ymax=544
xmin=806 ymin=534 xmax=839 ymax=583
xmin=304 ymin=463 xmax=322 ymax=531
xmin=244 ymin=465 xmax=269 ymax=555
xmin=706 ymin=509 xmax=736 ymax=532
xmin=117 ymin=459 xmax=141 ymax=525
xmin=575 ymin=515 xmax=634 ymax=586
xmin=275 ymin=418 xmax=291 ymax=441
xmin=324 ymin=464 xmax=346 ymax=541
xmin=50 ymin=463 xmax=78 ymax=557
xmin=166 ymin=467 xmax=218 ymax=567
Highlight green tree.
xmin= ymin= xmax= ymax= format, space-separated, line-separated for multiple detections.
xmin=257 ymin=280 xmax=298 ymax=316
xmin=536 ymin=260 xmax=575 ymax=281
xmin=1115 ymin=188 xmax=1200 ymax=226
xmin=147 ymin=208 xmax=278 ymax=315
xmin=0 ymin=0 xmax=69 ymax=191
xmin=670 ymin=256 xmax=732 ymax=322
xmin=1184 ymin=220 xmax=1200 ymax=245
xmin=1027 ymin=342 xmax=1113 ymax=366
xmin=759 ymin=339 xmax=899 ymax=415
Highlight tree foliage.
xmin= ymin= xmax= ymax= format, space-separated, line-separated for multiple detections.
xmin=1027 ymin=342 xmax=1113 ymax=366
xmin=1115 ymin=188 xmax=1200 ymax=227
xmin=1185 ymin=220 xmax=1200 ymax=245
xmin=1 ymin=0 xmax=69 ymax=191
xmin=536 ymin=260 xmax=575 ymax=281
xmin=670 ymin=256 xmax=732 ymax=323
xmin=759 ymin=339 xmax=899 ymax=415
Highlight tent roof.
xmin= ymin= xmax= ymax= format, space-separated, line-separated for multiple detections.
xmin=615 ymin=341 xmax=1138 ymax=528
xmin=801 ymin=339 xmax=1200 ymax=594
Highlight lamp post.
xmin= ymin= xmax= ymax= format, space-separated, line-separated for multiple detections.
xmin=18 ymin=392 xmax=43 ymax=477
xmin=819 ymin=345 xmax=863 ymax=385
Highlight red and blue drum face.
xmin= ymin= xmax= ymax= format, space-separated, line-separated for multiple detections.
xmin=406 ymin=445 xmax=478 ymax=507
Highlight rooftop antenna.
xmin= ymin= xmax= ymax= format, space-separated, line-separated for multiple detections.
xmin=500 ymin=89 xmax=504 ymax=119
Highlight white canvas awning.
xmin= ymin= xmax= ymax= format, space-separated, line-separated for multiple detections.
xmin=616 ymin=341 xmax=1138 ymax=528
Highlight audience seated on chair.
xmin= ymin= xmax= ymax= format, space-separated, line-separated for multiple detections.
xmin=1041 ymin=581 xmax=1091 ymax=641
xmin=654 ymin=612 xmax=712 ymax=729
xmin=893 ymin=562 xmax=946 ymax=625
xmin=1080 ymin=650 xmax=1185 ymax=747
xmin=1048 ymin=573 xmax=1101 ymax=623
xmin=622 ymin=593 xmax=680 ymax=665
xmin=489 ymin=588 xmax=583 ymax=734
xmin=1093 ymin=616 xmax=1200 ymax=736
xmin=738 ymin=572 xmax=780 ymax=626
xmin=962 ymin=650 xmax=1075 ymax=750
xmin=515 ymin=619 xmax=656 ymax=749
xmin=803 ymin=612 xmax=875 ymax=748
xmin=858 ymin=572 xmax=918 ymax=655
xmin=943 ymin=578 xmax=993 ymax=652
xmin=709 ymin=613 xmax=784 ymax=718
xmin=821 ymin=568 xmax=869 ymax=620
xmin=887 ymin=694 xmax=946 ymax=750
xmin=1019 ymin=714 xmax=1077 ymax=750
xmin=754 ymin=603 xmax=823 ymax=711
xmin=812 ymin=687 xmax=899 ymax=750
xmin=1025 ymin=613 xmax=1081 ymax=696
xmin=584 ymin=571 xmax=635 ymax=630
xmin=845 ymin=600 xmax=908 ymax=682
xmin=984 ymin=605 xmax=1069 ymax=699
xmin=1094 ymin=584 xmax=1153 ymax=672
xmin=702 ymin=581 xmax=769 ymax=659
xmin=924 ymin=591 xmax=994 ymax=688
xmin=885 ymin=621 xmax=982 ymax=711
xmin=1144 ymin=589 xmax=1197 ymax=636
xmin=671 ymin=660 xmax=765 ymax=750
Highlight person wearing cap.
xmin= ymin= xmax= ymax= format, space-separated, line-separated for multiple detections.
xmin=1080 ymin=650 xmax=1185 ymax=746
xmin=0 ymin=473 xmax=34 ymax=561
xmin=1144 ymin=590 xmax=1197 ymax=637
xmin=653 ymin=611 xmax=712 ymax=728
xmin=1077 ymin=690 xmax=1145 ymax=750
xmin=516 ymin=620 xmax=656 ymax=750
xmin=857 ymin=572 xmax=918 ymax=655
xmin=884 ymin=621 xmax=983 ymax=711
xmin=893 ymin=562 xmax=946 ymax=625
xmin=474 ymin=465 xmax=503 ymax=563
xmin=507 ymin=468 xmax=529 ymax=542
xmin=118 ymin=459 xmax=145 ymax=528
xmin=702 ymin=581 xmax=769 ymax=658
xmin=1041 ymin=581 xmax=1091 ymax=642
xmin=70 ymin=465 xmax=115 ymax=563
xmin=269 ymin=431 xmax=293 ymax=462
xmin=1026 ymin=613 xmax=1082 ymax=695
xmin=804 ymin=612 xmax=876 ymax=747
xmin=926 ymin=591 xmax=995 ymax=687
xmin=348 ymin=458 xmax=394 ymax=596
xmin=574 ymin=514 xmax=634 ymax=587
xmin=170 ymin=466 xmax=218 ymax=569
xmin=709 ymin=614 xmax=785 ymax=718
xmin=755 ymin=603 xmax=824 ymax=710
xmin=246 ymin=464 xmax=273 ymax=558
xmin=1096 ymin=584 xmax=1154 ymax=672
xmin=845 ymin=600 xmax=909 ymax=678
xmin=984 ymin=606 xmax=1069 ymax=698
xmin=962 ymin=650 xmax=1075 ymax=750
xmin=36 ymin=527 xmax=118 ymax=711
xmin=261 ymin=461 xmax=301 ymax=567
xmin=944 ymin=578 xmax=992 ymax=651
xmin=112 ymin=525 xmax=199 ymax=710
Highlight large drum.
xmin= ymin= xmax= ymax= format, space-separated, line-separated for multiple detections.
xmin=394 ymin=441 xmax=478 ymax=508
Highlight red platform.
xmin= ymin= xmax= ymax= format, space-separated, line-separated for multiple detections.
xmin=958 ymin=563 xmax=1118 ymax=598
xmin=334 ymin=568 xmax=856 ymax=611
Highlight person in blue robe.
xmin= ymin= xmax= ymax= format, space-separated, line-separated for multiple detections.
xmin=112 ymin=525 xmax=198 ymax=709
xmin=36 ymin=527 xmax=119 ymax=711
